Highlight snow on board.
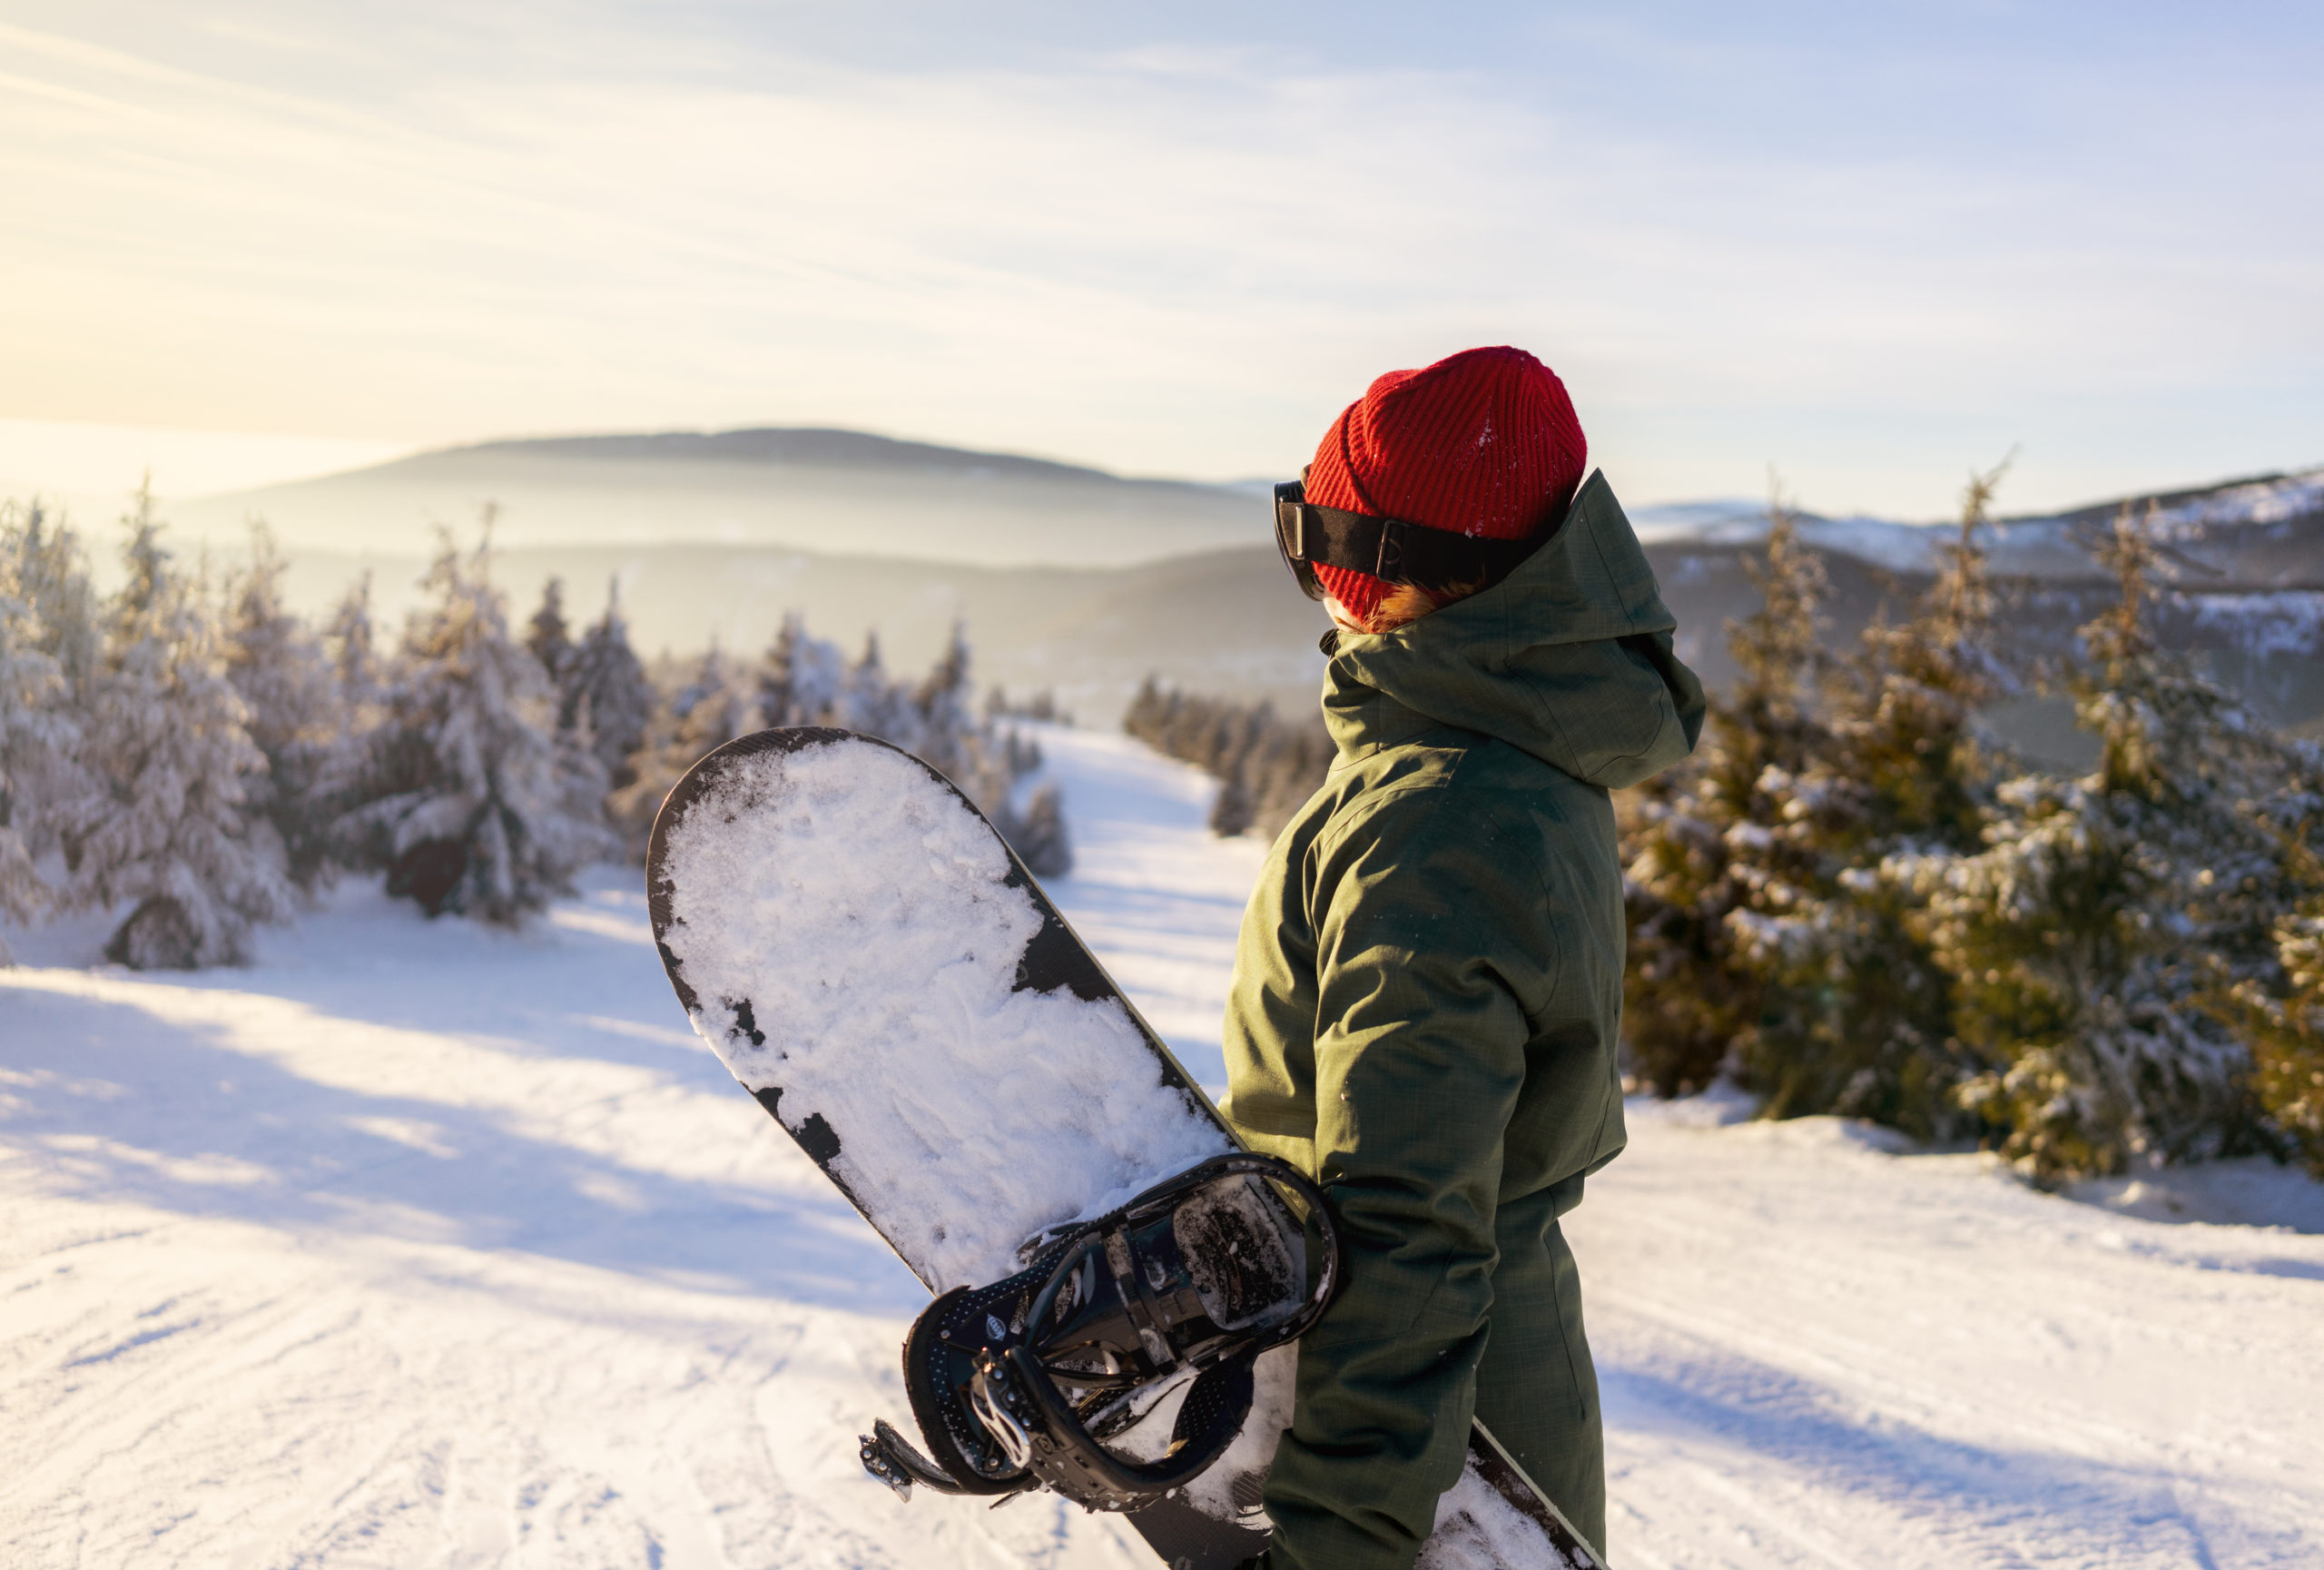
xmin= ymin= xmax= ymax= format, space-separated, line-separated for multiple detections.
xmin=647 ymin=727 xmax=1607 ymax=1569
xmin=650 ymin=728 xmax=1230 ymax=1290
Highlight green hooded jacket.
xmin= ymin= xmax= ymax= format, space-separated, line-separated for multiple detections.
xmin=1220 ymin=470 xmax=1705 ymax=1570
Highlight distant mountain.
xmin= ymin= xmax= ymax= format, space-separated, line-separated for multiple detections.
xmin=1635 ymin=465 xmax=2324 ymax=585
xmin=174 ymin=427 xmax=1265 ymax=568
xmin=241 ymin=449 xmax=2323 ymax=747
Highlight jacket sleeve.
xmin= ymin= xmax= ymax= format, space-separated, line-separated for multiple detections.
xmin=1261 ymin=783 xmax=1546 ymax=1570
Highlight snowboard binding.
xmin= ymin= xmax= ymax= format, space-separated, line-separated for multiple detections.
xmin=859 ymin=1152 xmax=1343 ymax=1515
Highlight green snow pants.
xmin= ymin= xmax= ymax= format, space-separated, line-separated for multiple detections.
xmin=1472 ymin=1185 xmax=1605 ymax=1556
xmin=1264 ymin=1175 xmax=1607 ymax=1570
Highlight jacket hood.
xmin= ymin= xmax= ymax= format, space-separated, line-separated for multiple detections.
xmin=1320 ymin=469 xmax=1707 ymax=789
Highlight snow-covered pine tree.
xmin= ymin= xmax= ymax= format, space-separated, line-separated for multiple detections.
xmin=1735 ymin=463 xmax=2014 ymax=1138
xmin=339 ymin=532 xmax=614 ymax=925
xmin=526 ymin=577 xmax=572 ymax=681
xmin=323 ymin=571 xmax=382 ymax=712
xmin=0 ymin=501 xmax=82 ymax=944
xmin=757 ymin=617 xmax=799 ymax=725
xmin=2210 ymin=833 xmax=2324 ymax=1178
xmin=1003 ymin=782 xmax=1072 ymax=878
xmin=6 ymin=499 xmax=102 ymax=701
xmin=1004 ymin=728 xmax=1044 ymax=780
xmin=222 ymin=524 xmax=344 ymax=891
xmin=758 ymin=614 xmax=845 ymax=728
xmin=670 ymin=644 xmax=762 ymax=756
xmin=63 ymin=489 xmax=290 ymax=968
xmin=1894 ymin=503 xmax=2309 ymax=1181
xmin=1209 ymin=763 xmax=1256 ymax=838
xmin=310 ymin=571 xmax=387 ymax=851
xmin=557 ymin=580 xmax=654 ymax=794
xmin=1620 ymin=489 xmax=1833 ymax=1097
xmin=935 ymin=628 xmax=1070 ymax=875
xmin=840 ymin=631 xmax=910 ymax=746
xmin=609 ymin=645 xmax=762 ymax=860
xmin=911 ymin=622 xmax=978 ymax=784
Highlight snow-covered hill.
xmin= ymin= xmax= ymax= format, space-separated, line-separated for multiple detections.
xmin=1635 ymin=464 xmax=2324 ymax=582
xmin=5 ymin=728 xmax=2321 ymax=1568
xmin=169 ymin=428 xmax=1258 ymax=567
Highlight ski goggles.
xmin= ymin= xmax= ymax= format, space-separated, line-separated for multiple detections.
xmin=1272 ymin=475 xmax=1568 ymax=602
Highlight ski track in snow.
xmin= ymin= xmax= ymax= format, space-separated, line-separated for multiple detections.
xmin=4 ymin=724 xmax=2321 ymax=1568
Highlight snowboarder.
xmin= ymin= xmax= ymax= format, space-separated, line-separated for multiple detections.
xmin=1221 ymin=346 xmax=1706 ymax=1569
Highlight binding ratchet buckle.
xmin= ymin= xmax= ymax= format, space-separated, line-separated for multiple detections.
xmin=857 ymin=1152 xmax=1343 ymax=1514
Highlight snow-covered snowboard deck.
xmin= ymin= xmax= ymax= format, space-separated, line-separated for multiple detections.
xmin=646 ymin=727 xmax=1605 ymax=1570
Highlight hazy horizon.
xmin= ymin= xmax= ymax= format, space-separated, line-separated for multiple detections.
xmin=10 ymin=414 xmax=2321 ymax=552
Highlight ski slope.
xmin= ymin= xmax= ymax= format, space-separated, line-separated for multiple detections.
xmin=4 ymin=726 xmax=2321 ymax=1569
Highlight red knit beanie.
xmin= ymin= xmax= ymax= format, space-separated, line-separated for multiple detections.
xmin=1307 ymin=346 xmax=1586 ymax=625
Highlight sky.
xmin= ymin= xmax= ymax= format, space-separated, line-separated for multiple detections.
xmin=2 ymin=1 xmax=2319 ymax=518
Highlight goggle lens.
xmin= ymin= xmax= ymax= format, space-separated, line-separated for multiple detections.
xmin=1274 ymin=480 xmax=1325 ymax=601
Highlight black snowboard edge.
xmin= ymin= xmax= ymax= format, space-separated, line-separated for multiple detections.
xmin=1128 ymin=1496 xmax=1270 ymax=1570
xmin=1467 ymin=1420 xmax=1608 ymax=1569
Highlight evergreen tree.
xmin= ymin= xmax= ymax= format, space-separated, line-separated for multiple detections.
xmin=1003 ymin=727 xmax=1045 ymax=782
xmin=6 ymin=498 xmax=102 ymax=700
xmin=222 ymin=524 xmax=344 ymax=891
xmin=840 ymin=631 xmax=908 ymax=743
xmin=609 ymin=645 xmax=760 ymax=860
xmin=1735 ymin=464 xmax=2014 ymax=1137
xmin=526 ymin=577 xmax=572 ymax=680
xmin=311 ymin=572 xmax=387 ymax=854
xmin=63 ymin=490 xmax=290 ymax=968
xmin=1209 ymin=763 xmax=1256 ymax=837
xmin=339 ymin=533 xmax=614 ymax=924
xmin=1620 ymin=491 xmax=1832 ymax=1097
xmin=557 ymin=580 xmax=654 ymax=792
xmin=911 ymin=622 xmax=978 ymax=783
xmin=1001 ymin=782 xmax=1073 ymax=878
xmin=2210 ymin=834 xmax=2324 ymax=1178
xmin=1896 ymin=504 xmax=2308 ymax=1181
xmin=323 ymin=571 xmax=382 ymax=712
xmin=0 ymin=501 xmax=81 ymax=944
xmin=758 ymin=617 xmax=801 ymax=726
xmin=758 ymin=613 xmax=845 ymax=728
xmin=669 ymin=644 xmax=761 ymax=755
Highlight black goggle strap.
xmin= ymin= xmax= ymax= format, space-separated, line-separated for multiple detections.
xmin=1275 ymin=480 xmax=1567 ymax=595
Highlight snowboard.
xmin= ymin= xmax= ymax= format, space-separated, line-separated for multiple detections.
xmin=646 ymin=726 xmax=1608 ymax=1570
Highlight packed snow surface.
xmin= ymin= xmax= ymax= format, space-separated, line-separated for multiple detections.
xmin=4 ymin=723 xmax=2322 ymax=1567
xmin=655 ymin=735 xmax=1225 ymax=1289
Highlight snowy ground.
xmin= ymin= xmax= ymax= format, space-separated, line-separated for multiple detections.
xmin=4 ymin=726 xmax=2321 ymax=1569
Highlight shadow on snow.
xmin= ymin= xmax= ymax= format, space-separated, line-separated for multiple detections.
xmin=3 ymin=985 xmax=922 ymax=1316
xmin=1601 ymin=1347 xmax=2311 ymax=1566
